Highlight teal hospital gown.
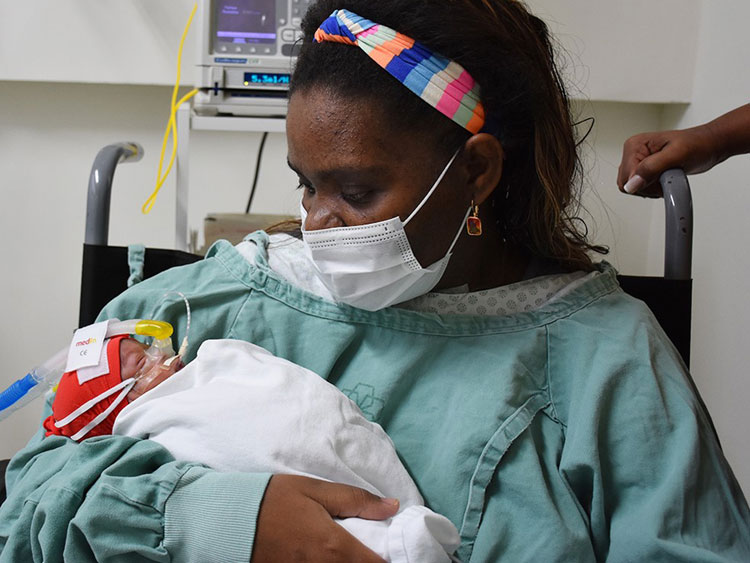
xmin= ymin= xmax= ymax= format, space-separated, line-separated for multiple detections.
xmin=1 ymin=231 xmax=749 ymax=562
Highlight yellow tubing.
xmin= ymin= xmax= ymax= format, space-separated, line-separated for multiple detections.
xmin=142 ymin=2 xmax=199 ymax=214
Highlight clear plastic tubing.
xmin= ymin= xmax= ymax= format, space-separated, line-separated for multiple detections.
xmin=0 ymin=319 xmax=173 ymax=421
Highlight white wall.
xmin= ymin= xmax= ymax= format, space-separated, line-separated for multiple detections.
xmin=658 ymin=0 xmax=750 ymax=495
xmin=1 ymin=0 xmax=748 ymax=500
xmin=1 ymin=0 xmax=699 ymax=103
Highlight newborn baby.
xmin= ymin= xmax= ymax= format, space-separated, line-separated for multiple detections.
xmin=45 ymin=336 xmax=460 ymax=562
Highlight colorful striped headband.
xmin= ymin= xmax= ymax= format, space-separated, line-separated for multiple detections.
xmin=314 ymin=9 xmax=486 ymax=134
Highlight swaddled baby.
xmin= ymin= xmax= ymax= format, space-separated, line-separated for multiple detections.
xmin=45 ymin=337 xmax=460 ymax=562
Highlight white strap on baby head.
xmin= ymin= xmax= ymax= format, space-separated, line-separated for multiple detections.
xmin=55 ymin=377 xmax=136 ymax=441
xmin=69 ymin=382 xmax=133 ymax=442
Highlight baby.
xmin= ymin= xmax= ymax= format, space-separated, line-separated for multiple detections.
xmin=45 ymin=334 xmax=460 ymax=563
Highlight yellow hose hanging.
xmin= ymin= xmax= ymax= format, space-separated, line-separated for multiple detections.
xmin=142 ymin=2 xmax=199 ymax=214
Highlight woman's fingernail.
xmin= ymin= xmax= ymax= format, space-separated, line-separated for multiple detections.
xmin=624 ymin=175 xmax=645 ymax=194
xmin=381 ymin=498 xmax=399 ymax=507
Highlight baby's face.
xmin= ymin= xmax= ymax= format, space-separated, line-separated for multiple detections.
xmin=120 ymin=338 xmax=150 ymax=380
xmin=119 ymin=338 xmax=183 ymax=399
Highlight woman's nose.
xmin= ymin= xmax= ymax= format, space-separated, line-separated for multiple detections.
xmin=304 ymin=205 xmax=345 ymax=231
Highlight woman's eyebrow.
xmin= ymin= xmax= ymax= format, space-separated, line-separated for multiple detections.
xmin=286 ymin=159 xmax=389 ymax=181
xmin=286 ymin=158 xmax=301 ymax=174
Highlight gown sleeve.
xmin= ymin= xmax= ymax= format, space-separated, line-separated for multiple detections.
xmin=0 ymin=422 xmax=270 ymax=563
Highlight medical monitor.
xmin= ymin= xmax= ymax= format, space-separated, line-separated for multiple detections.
xmin=196 ymin=0 xmax=312 ymax=117
xmin=214 ymin=1 xmax=278 ymax=48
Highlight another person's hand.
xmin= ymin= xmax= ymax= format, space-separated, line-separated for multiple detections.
xmin=617 ymin=104 xmax=750 ymax=197
xmin=617 ymin=127 xmax=720 ymax=197
xmin=252 ymin=474 xmax=400 ymax=562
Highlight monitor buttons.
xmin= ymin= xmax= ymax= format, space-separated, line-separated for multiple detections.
xmin=281 ymin=29 xmax=295 ymax=42
xmin=282 ymin=43 xmax=302 ymax=57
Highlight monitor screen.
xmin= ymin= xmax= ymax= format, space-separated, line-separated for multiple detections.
xmin=215 ymin=0 xmax=277 ymax=45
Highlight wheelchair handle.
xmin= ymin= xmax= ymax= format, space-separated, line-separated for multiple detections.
xmin=660 ymin=169 xmax=693 ymax=281
xmin=85 ymin=142 xmax=144 ymax=245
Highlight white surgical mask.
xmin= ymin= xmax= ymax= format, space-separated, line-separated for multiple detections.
xmin=300 ymin=149 xmax=469 ymax=311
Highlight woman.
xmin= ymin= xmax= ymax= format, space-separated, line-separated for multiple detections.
xmin=1 ymin=1 xmax=748 ymax=561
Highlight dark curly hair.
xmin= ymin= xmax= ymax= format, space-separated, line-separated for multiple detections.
xmin=288 ymin=0 xmax=606 ymax=271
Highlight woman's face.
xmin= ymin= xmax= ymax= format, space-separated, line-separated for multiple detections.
xmin=286 ymin=86 xmax=474 ymax=268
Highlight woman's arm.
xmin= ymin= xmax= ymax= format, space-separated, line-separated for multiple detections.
xmin=618 ymin=103 xmax=750 ymax=196
xmin=0 ymin=417 xmax=271 ymax=562
xmin=1 ymin=423 xmax=394 ymax=563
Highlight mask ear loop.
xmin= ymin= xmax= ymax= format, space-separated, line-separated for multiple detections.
xmin=403 ymin=147 xmax=470 ymax=258
xmin=403 ymin=148 xmax=462 ymax=226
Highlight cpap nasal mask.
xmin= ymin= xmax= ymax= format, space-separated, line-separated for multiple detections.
xmin=128 ymin=319 xmax=186 ymax=390
xmin=0 ymin=293 xmax=192 ymax=426
xmin=47 ymin=319 xmax=184 ymax=441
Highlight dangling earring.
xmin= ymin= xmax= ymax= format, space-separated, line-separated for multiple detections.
xmin=466 ymin=201 xmax=483 ymax=236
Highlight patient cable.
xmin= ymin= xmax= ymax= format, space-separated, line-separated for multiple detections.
xmin=142 ymin=2 xmax=199 ymax=214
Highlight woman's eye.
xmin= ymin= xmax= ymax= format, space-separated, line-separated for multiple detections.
xmin=296 ymin=182 xmax=315 ymax=195
xmin=342 ymin=189 xmax=373 ymax=204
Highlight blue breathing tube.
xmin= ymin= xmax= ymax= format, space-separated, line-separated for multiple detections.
xmin=0 ymin=347 xmax=68 ymax=422
xmin=0 ymin=374 xmax=40 ymax=410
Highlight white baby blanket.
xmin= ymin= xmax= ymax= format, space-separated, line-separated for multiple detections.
xmin=114 ymin=339 xmax=459 ymax=562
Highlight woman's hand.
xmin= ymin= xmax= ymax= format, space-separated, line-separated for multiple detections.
xmin=252 ymin=474 xmax=400 ymax=562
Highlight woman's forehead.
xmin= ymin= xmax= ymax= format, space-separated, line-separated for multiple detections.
xmin=286 ymin=87 xmax=439 ymax=177
xmin=288 ymin=89 xmax=390 ymax=154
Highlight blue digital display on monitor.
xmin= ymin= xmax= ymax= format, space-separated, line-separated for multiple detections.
xmin=244 ymin=72 xmax=291 ymax=85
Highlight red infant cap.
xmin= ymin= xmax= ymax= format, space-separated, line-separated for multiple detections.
xmin=43 ymin=334 xmax=130 ymax=440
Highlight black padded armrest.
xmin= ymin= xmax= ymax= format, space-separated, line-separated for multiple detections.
xmin=0 ymin=458 xmax=9 ymax=506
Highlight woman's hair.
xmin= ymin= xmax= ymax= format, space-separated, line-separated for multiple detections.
xmin=289 ymin=0 xmax=607 ymax=271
